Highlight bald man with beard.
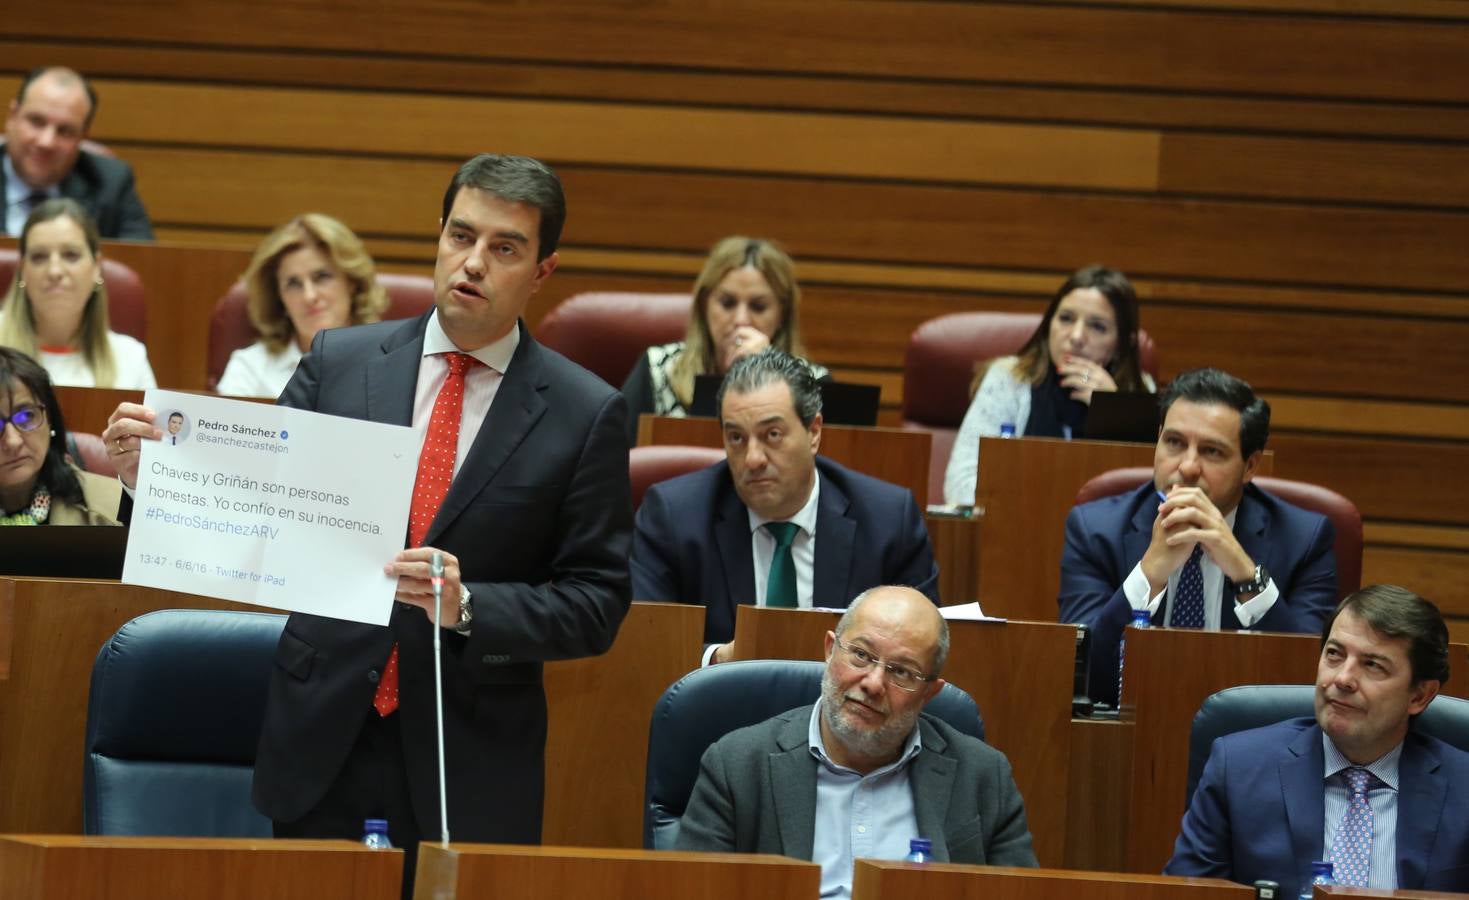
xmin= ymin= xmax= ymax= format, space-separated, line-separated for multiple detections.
xmin=675 ymin=585 xmax=1036 ymax=898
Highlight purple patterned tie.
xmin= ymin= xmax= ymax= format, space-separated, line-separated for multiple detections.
xmin=1330 ymin=767 xmax=1373 ymax=887
xmin=1169 ymin=544 xmax=1206 ymax=628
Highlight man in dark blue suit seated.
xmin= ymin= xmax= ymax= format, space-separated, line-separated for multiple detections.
xmin=1166 ymin=585 xmax=1469 ymax=897
xmin=1059 ymin=367 xmax=1337 ymax=706
xmin=631 ymin=348 xmax=939 ymax=665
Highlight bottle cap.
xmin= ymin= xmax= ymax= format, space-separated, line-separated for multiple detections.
xmin=364 ymin=818 xmax=389 ymax=833
xmin=909 ymin=837 xmax=932 ymax=853
xmin=999 ymin=423 xmax=1016 ymax=437
xmin=1131 ymin=609 xmax=1152 ymax=626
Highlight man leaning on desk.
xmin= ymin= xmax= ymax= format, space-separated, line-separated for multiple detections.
xmin=629 ymin=349 xmax=939 ymax=666
xmin=675 ymin=585 xmax=1037 ymax=899
xmin=1059 ymin=367 xmax=1338 ymax=707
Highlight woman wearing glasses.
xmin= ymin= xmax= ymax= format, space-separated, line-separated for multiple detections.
xmin=0 ymin=347 xmax=122 ymax=525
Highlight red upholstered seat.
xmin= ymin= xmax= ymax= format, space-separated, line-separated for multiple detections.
xmin=205 ymin=273 xmax=435 ymax=391
xmin=536 ymin=292 xmax=692 ymax=387
xmin=629 ymin=444 xmax=725 ymax=512
xmin=0 ymin=250 xmax=147 ymax=343
xmin=902 ymin=311 xmax=1157 ymax=505
xmin=1073 ymin=467 xmax=1363 ymax=601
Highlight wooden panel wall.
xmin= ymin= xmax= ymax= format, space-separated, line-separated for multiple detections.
xmin=2 ymin=0 xmax=1465 ymax=634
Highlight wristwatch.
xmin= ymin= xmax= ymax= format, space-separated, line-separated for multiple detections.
xmin=1234 ymin=564 xmax=1270 ymax=597
xmin=451 ymin=585 xmax=473 ymax=635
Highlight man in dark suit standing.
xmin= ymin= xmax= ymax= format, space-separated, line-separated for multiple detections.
xmin=675 ymin=585 xmax=1036 ymax=896
xmin=106 ymin=153 xmax=631 ymax=898
xmin=1059 ymin=367 xmax=1337 ymax=706
xmin=630 ymin=348 xmax=938 ymax=665
xmin=4 ymin=67 xmax=153 ymax=240
xmin=1166 ymin=585 xmax=1469 ymax=897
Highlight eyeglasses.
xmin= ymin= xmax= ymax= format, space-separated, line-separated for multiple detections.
xmin=832 ymin=637 xmax=934 ymax=692
xmin=1 ymin=404 xmax=46 ymax=433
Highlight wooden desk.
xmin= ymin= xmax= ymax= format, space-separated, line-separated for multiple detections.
xmin=0 ymin=835 xmax=401 ymax=900
xmin=415 ymin=843 xmax=819 ymax=900
xmin=54 ymin=386 xmax=145 ymax=436
xmin=543 ymin=601 xmax=703 ymax=848
xmin=853 ymin=859 xmax=1251 ymax=900
xmin=973 ymin=437 xmax=1271 ymax=622
xmin=730 ymin=606 xmax=1075 ymax=867
xmin=0 ymin=580 xmax=697 ymax=847
xmin=1121 ymin=628 xmax=1469 ymax=874
xmin=636 ymin=414 xmax=931 ymax=509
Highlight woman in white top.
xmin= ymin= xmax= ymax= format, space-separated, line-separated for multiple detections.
xmin=0 ymin=198 xmax=156 ymax=390
xmin=943 ymin=265 xmax=1155 ymax=506
xmin=216 ymin=214 xmax=389 ymax=398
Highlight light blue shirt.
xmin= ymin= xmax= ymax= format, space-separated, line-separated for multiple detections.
xmin=807 ymin=701 xmax=923 ymax=900
xmin=4 ymin=154 xmax=56 ymax=237
xmin=1322 ymin=735 xmax=1401 ymax=889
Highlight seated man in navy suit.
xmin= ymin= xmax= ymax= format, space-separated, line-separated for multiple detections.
xmin=1059 ymin=367 xmax=1337 ymax=706
xmin=675 ymin=585 xmax=1036 ymax=897
xmin=1166 ymin=585 xmax=1469 ymax=897
xmin=631 ymin=348 xmax=938 ymax=665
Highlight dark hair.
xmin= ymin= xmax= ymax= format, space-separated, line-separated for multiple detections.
xmin=16 ymin=67 xmax=98 ymax=130
xmin=0 ymin=347 xmax=82 ymax=505
xmin=1323 ymin=584 xmax=1450 ymax=687
xmin=1158 ymin=367 xmax=1271 ymax=458
xmin=716 ymin=348 xmax=822 ymax=428
xmin=439 ymin=154 xmax=565 ymax=261
xmin=1011 ymin=265 xmax=1146 ymax=390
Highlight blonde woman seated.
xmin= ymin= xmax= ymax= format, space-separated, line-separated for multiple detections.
xmin=943 ymin=265 xmax=1154 ymax=507
xmin=216 ymin=214 xmax=389 ymax=398
xmin=620 ymin=236 xmax=827 ymax=446
xmin=0 ymin=199 xmax=156 ymax=389
xmin=0 ymin=347 xmax=121 ymax=526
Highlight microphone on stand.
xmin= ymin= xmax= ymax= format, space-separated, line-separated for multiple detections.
xmin=430 ymin=551 xmax=450 ymax=846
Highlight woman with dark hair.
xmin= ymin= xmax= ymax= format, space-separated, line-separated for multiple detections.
xmin=943 ymin=265 xmax=1154 ymax=506
xmin=0 ymin=347 xmax=122 ymax=525
xmin=620 ymin=235 xmax=827 ymax=445
xmin=217 ymin=213 xmax=389 ymax=397
xmin=0 ymin=198 xmax=156 ymax=389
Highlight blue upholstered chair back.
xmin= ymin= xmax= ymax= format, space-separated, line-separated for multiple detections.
xmin=642 ymin=659 xmax=984 ymax=850
xmin=84 ymin=608 xmax=287 ymax=836
xmin=1186 ymin=684 xmax=1469 ymax=808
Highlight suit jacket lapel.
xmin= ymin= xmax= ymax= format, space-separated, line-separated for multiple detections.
xmin=910 ymin=718 xmax=958 ymax=860
xmin=1396 ymin=731 xmax=1445 ymax=889
xmin=1222 ymin=489 xmax=1270 ymax=630
xmin=812 ymin=468 xmax=855 ymax=607
xmin=1125 ymin=489 xmax=1157 ymax=618
xmin=714 ymin=480 xmax=756 ymax=614
xmin=770 ymin=711 xmax=818 ymax=860
xmin=364 ymin=316 xmax=425 ymax=428
xmin=1282 ymin=724 xmax=1326 ymax=877
xmin=423 ymin=322 xmax=547 ymax=547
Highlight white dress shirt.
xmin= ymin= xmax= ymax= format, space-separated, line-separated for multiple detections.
xmin=1121 ymin=507 xmax=1280 ymax=628
xmin=413 ymin=311 xmax=518 ymax=478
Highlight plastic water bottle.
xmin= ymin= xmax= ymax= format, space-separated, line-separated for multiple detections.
xmin=1117 ymin=608 xmax=1151 ymax=705
xmin=1298 ymin=861 xmax=1334 ymax=899
xmin=903 ymin=837 xmax=932 ymax=863
xmin=362 ymin=818 xmax=393 ymax=849
xmin=999 ymin=423 xmax=1016 ymax=438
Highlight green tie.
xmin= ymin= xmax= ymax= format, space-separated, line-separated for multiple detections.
xmin=764 ymin=521 xmax=800 ymax=608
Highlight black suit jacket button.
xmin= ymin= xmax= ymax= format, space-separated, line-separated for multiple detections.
xmin=367 ymin=669 xmax=380 ymax=684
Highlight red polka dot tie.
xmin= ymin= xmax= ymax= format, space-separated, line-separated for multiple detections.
xmin=373 ymin=351 xmax=482 ymax=717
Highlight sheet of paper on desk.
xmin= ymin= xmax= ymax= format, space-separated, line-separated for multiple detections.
xmin=122 ymin=389 xmax=419 ymax=625
xmin=938 ymin=602 xmax=1007 ymax=623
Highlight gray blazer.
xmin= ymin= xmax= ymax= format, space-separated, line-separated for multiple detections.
xmin=674 ymin=705 xmax=1037 ymax=867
